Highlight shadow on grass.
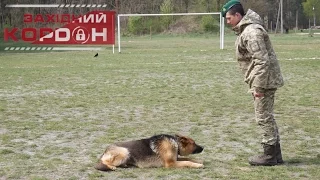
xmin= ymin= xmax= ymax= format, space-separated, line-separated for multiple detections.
xmin=284 ymin=154 xmax=320 ymax=166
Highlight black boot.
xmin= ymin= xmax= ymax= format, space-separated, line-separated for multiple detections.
xmin=249 ymin=144 xmax=277 ymax=166
xmin=276 ymin=143 xmax=284 ymax=164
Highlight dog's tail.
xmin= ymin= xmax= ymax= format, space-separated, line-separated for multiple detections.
xmin=94 ymin=161 xmax=111 ymax=171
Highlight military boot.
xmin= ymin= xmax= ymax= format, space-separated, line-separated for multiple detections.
xmin=249 ymin=144 xmax=277 ymax=166
xmin=276 ymin=143 xmax=284 ymax=164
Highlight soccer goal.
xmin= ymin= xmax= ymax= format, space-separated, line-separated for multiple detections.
xmin=117 ymin=12 xmax=224 ymax=53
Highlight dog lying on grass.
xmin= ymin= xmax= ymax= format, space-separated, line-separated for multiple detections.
xmin=95 ymin=134 xmax=204 ymax=171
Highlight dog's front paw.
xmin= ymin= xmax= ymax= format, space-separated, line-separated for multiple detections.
xmin=194 ymin=163 xmax=204 ymax=168
xmin=193 ymin=159 xmax=204 ymax=164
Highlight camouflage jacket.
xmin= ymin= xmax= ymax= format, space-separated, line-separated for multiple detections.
xmin=233 ymin=9 xmax=284 ymax=90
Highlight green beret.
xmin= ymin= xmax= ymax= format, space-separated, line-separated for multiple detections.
xmin=221 ymin=0 xmax=241 ymax=17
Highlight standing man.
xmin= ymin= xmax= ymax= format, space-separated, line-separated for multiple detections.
xmin=221 ymin=0 xmax=284 ymax=166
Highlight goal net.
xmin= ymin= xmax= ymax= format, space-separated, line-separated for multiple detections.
xmin=117 ymin=12 xmax=224 ymax=53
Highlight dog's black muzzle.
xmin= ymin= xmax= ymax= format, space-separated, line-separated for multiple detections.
xmin=192 ymin=145 xmax=204 ymax=154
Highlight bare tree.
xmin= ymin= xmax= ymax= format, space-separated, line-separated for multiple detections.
xmin=0 ymin=0 xmax=309 ymax=33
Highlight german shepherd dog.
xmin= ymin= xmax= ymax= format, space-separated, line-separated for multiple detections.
xmin=94 ymin=134 xmax=204 ymax=171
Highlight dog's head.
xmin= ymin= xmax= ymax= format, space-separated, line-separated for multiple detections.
xmin=175 ymin=134 xmax=203 ymax=156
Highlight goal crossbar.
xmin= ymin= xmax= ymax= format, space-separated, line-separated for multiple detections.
xmin=117 ymin=12 xmax=224 ymax=53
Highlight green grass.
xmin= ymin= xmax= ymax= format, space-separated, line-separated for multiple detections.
xmin=1 ymin=33 xmax=320 ymax=179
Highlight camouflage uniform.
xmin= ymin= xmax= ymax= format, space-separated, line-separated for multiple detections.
xmin=233 ymin=9 xmax=284 ymax=146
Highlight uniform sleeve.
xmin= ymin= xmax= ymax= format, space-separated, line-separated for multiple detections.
xmin=244 ymin=28 xmax=270 ymax=89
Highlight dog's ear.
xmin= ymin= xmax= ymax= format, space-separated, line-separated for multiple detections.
xmin=175 ymin=134 xmax=183 ymax=140
xmin=175 ymin=134 xmax=185 ymax=138
xmin=175 ymin=134 xmax=189 ymax=145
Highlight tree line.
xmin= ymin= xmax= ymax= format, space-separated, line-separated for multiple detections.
xmin=0 ymin=0 xmax=319 ymax=35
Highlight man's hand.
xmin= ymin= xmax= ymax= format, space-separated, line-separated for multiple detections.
xmin=253 ymin=87 xmax=265 ymax=98
xmin=253 ymin=91 xmax=264 ymax=98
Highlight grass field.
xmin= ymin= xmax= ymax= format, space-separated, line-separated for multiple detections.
xmin=1 ymin=33 xmax=320 ymax=180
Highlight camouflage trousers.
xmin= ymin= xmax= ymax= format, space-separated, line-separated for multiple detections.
xmin=253 ymin=88 xmax=280 ymax=145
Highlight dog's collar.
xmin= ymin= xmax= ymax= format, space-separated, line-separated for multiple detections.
xmin=173 ymin=135 xmax=181 ymax=155
xmin=150 ymin=135 xmax=179 ymax=155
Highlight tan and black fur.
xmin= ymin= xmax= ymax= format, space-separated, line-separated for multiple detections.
xmin=94 ymin=134 xmax=204 ymax=171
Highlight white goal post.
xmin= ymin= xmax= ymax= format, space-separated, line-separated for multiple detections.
xmin=117 ymin=12 xmax=224 ymax=53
